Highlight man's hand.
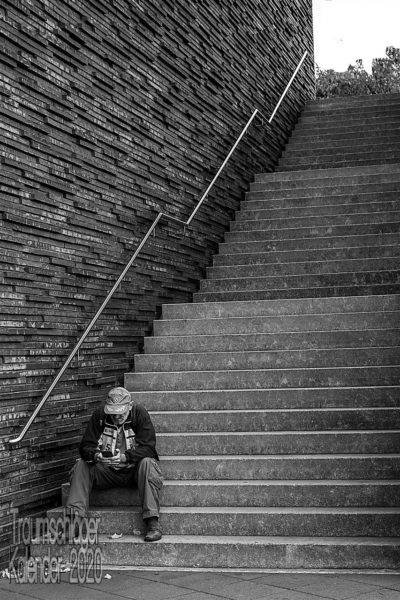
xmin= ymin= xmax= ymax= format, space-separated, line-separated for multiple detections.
xmin=97 ymin=450 xmax=126 ymax=466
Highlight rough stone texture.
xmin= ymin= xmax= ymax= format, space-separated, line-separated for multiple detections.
xmin=0 ymin=0 xmax=314 ymax=568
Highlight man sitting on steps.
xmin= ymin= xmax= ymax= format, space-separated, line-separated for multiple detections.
xmin=65 ymin=386 xmax=163 ymax=542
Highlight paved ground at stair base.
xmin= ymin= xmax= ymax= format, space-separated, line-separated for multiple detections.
xmin=2 ymin=569 xmax=400 ymax=599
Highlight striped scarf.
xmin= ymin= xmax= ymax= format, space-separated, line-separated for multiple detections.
xmin=98 ymin=422 xmax=136 ymax=455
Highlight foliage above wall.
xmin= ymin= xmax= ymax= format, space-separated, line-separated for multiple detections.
xmin=316 ymin=46 xmax=400 ymax=98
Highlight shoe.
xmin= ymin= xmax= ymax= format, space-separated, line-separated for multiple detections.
xmin=56 ymin=513 xmax=82 ymax=543
xmin=144 ymin=517 xmax=162 ymax=542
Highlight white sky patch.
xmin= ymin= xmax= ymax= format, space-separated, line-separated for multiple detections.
xmin=313 ymin=0 xmax=400 ymax=72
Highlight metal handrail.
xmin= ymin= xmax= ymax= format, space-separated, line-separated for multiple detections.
xmin=9 ymin=50 xmax=308 ymax=445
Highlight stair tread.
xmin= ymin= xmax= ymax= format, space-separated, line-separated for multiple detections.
xmin=159 ymin=429 xmax=400 ymax=435
xmin=238 ymin=205 xmax=400 ymax=219
xmin=61 ymin=476 xmax=400 ymax=484
xmin=280 ymin=151 xmax=400 ymax=162
xmin=194 ymin=289 xmax=400 ymax=302
xmin=77 ymin=506 xmax=400 ymax=514
xmin=158 ymin=314 xmax=400 ymax=322
xmin=135 ymin=367 xmax=400 ymax=376
xmin=239 ymin=202 xmax=400 ymax=214
xmin=96 ymin=534 xmax=400 ymax=544
xmin=230 ymin=213 xmax=400 ymax=228
xmin=225 ymin=223 xmax=400 ymax=239
xmin=150 ymin=328 xmax=400 ymax=337
xmin=162 ymin=294 xmax=400 ymax=315
xmin=160 ymin=453 xmax=400 ymax=459
xmin=216 ymin=247 xmax=400 ymax=260
xmin=148 ymin=331 xmax=399 ymax=344
xmin=208 ymin=257 xmax=399 ymax=271
xmin=200 ymin=274 xmax=399 ymax=285
xmin=160 ymin=479 xmax=400 ymax=487
xmin=253 ymin=162 xmax=400 ymax=181
xmin=277 ymin=162 xmax=400 ymax=172
xmin=132 ymin=385 xmax=400 ymax=392
xmin=159 ymin=310 xmax=400 ymax=321
xmin=140 ymin=347 xmax=400 ymax=356
xmin=151 ymin=408 xmax=400 ymax=415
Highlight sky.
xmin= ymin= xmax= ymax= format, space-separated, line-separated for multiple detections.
xmin=312 ymin=0 xmax=400 ymax=72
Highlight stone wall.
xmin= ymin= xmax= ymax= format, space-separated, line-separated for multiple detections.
xmin=0 ymin=0 xmax=314 ymax=566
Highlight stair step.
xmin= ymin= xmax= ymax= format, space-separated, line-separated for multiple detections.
xmin=59 ymin=455 xmax=400 ymax=484
xmin=280 ymin=149 xmax=400 ymax=164
xmin=224 ymin=221 xmax=400 ymax=244
xmin=149 ymin=408 xmax=400 ymax=432
xmin=136 ymin=347 xmax=400 ymax=373
xmin=207 ymin=257 xmax=399 ymax=279
xmin=153 ymin=431 xmax=400 ymax=455
xmin=194 ymin=286 xmax=400 ymax=302
xmin=290 ymin=130 xmax=400 ymax=146
xmin=286 ymin=120 xmax=400 ymax=136
xmin=285 ymin=136 xmax=400 ymax=153
xmin=130 ymin=387 xmax=400 ymax=411
xmin=253 ymin=163 xmax=400 ymax=183
xmin=154 ymin=312 xmax=399 ymax=337
xmin=127 ymin=365 xmax=400 ymax=391
xmin=297 ymin=126 xmax=400 ymax=139
xmin=244 ymin=191 xmax=400 ymax=212
xmin=251 ymin=171 xmax=400 ymax=192
xmin=277 ymin=157 xmax=400 ymax=172
xmin=283 ymin=147 xmax=400 ymax=164
xmin=32 ymin=535 xmax=400 ymax=569
xmin=301 ymin=105 xmax=400 ymax=120
xmin=47 ymin=506 xmax=400 ymax=537
xmin=61 ymin=480 xmax=400 ymax=508
xmin=292 ymin=124 xmax=400 ymax=139
xmin=248 ymin=182 xmax=400 ymax=200
xmin=230 ymin=211 xmax=400 ymax=233
xmin=219 ymin=232 xmax=400 ymax=256
xmin=160 ymin=294 xmax=400 ymax=320
xmin=198 ymin=270 xmax=400 ymax=295
xmin=145 ymin=329 xmax=400 ymax=355
xmin=159 ymin=454 xmax=400 ymax=480
xmin=246 ymin=182 xmax=400 ymax=202
xmin=305 ymin=93 xmax=400 ymax=111
xmin=238 ymin=199 xmax=400 ymax=221
xmin=301 ymin=105 xmax=400 ymax=121
xmin=214 ymin=245 xmax=400 ymax=267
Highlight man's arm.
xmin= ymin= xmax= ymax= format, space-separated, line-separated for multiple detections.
xmin=124 ymin=404 xmax=159 ymax=466
xmin=79 ymin=407 xmax=103 ymax=463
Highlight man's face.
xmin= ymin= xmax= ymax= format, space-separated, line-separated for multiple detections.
xmin=109 ymin=405 xmax=131 ymax=425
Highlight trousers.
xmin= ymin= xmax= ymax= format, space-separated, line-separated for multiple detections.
xmin=65 ymin=457 xmax=163 ymax=520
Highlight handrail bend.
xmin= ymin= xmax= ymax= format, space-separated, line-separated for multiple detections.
xmin=9 ymin=50 xmax=308 ymax=445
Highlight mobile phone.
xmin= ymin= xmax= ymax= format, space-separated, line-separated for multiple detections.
xmin=102 ymin=450 xmax=113 ymax=457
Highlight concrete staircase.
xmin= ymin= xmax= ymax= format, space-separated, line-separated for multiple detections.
xmin=46 ymin=93 xmax=400 ymax=571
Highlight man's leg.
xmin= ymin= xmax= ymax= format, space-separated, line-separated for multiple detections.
xmin=66 ymin=459 xmax=129 ymax=516
xmin=135 ymin=457 xmax=163 ymax=541
xmin=65 ymin=459 xmax=94 ymax=518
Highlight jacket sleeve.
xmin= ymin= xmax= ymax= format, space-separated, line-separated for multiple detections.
xmin=79 ymin=407 xmax=103 ymax=463
xmin=125 ymin=404 xmax=159 ymax=466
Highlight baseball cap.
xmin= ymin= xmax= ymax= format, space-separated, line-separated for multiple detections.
xmin=104 ymin=387 xmax=132 ymax=414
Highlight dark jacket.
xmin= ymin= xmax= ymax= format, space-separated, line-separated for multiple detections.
xmin=79 ymin=403 xmax=159 ymax=467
